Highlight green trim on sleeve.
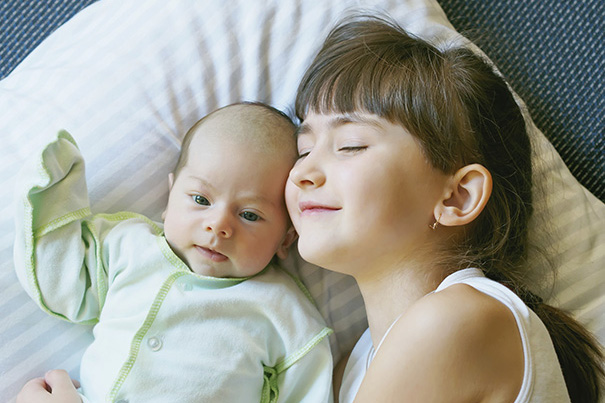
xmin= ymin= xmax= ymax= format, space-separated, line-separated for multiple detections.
xmin=34 ymin=207 xmax=92 ymax=238
xmin=275 ymin=327 xmax=333 ymax=374
xmin=260 ymin=327 xmax=333 ymax=403
xmin=21 ymin=131 xmax=93 ymax=323
xmin=93 ymin=212 xmax=165 ymax=236
xmin=87 ymin=211 xmax=164 ymax=236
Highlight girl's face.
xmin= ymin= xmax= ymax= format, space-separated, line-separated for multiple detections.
xmin=285 ymin=111 xmax=450 ymax=277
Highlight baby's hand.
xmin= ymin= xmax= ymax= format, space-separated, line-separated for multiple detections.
xmin=17 ymin=369 xmax=81 ymax=403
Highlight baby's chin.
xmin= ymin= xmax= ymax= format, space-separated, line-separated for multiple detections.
xmin=190 ymin=262 xmax=266 ymax=279
xmin=187 ymin=261 xmax=231 ymax=278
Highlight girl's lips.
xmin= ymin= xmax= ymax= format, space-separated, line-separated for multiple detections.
xmin=298 ymin=201 xmax=341 ymax=215
xmin=195 ymin=245 xmax=228 ymax=262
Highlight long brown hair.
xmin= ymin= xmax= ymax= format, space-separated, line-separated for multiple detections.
xmin=296 ymin=15 xmax=603 ymax=402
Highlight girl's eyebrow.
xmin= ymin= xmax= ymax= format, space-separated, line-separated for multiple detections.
xmin=295 ymin=124 xmax=310 ymax=137
xmin=296 ymin=113 xmax=383 ymax=137
xmin=333 ymin=114 xmax=383 ymax=129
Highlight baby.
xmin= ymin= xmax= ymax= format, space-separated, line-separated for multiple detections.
xmin=14 ymin=102 xmax=333 ymax=402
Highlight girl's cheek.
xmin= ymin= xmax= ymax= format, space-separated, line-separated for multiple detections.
xmin=284 ymin=183 xmax=298 ymax=210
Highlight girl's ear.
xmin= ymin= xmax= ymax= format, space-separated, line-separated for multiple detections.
xmin=161 ymin=173 xmax=175 ymax=221
xmin=436 ymin=164 xmax=492 ymax=227
xmin=276 ymin=226 xmax=298 ymax=259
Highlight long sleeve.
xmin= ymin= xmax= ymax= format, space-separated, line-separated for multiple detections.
xmin=14 ymin=131 xmax=113 ymax=324
xmin=275 ymin=328 xmax=334 ymax=402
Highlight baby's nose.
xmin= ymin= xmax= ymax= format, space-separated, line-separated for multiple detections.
xmin=205 ymin=211 xmax=233 ymax=238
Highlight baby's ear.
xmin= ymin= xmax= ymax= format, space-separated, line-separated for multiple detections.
xmin=168 ymin=173 xmax=175 ymax=189
xmin=436 ymin=164 xmax=492 ymax=227
xmin=276 ymin=226 xmax=298 ymax=260
xmin=161 ymin=173 xmax=175 ymax=221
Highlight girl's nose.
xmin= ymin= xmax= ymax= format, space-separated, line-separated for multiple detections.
xmin=289 ymin=155 xmax=326 ymax=188
xmin=205 ymin=210 xmax=233 ymax=238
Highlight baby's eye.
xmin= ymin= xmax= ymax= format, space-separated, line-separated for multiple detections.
xmin=240 ymin=211 xmax=260 ymax=222
xmin=192 ymin=195 xmax=210 ymax=206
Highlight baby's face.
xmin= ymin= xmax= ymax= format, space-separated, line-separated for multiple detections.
xmin=163 ymin=123 xmax=294 ymax=278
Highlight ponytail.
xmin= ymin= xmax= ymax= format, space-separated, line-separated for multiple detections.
xmin=522 ymin=290 xmax=604 ymax=402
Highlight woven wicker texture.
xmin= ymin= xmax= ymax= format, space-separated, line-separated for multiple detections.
xmin=0 ymin=1 xmax=98 ymax=78
xmin=439 ymin=0 xmax=604 ymax=202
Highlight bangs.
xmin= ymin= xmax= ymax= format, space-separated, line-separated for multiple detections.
xmin=294 ymin=16 xmax=488 ymax=175
xmin=294 ymin=19 xmax=446 ymax=143
xmin=297 ymin=59 xmax=397 ymax=123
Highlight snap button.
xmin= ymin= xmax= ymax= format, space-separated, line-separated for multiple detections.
xmin=147 ymin=336 xmax=163 ymax=352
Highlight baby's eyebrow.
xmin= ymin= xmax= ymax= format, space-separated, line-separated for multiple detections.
xmin=186 ymin=176 xmax=216 ymax=191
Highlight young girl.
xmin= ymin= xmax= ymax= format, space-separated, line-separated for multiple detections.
xmin=286 ymin=15 xmax=603 ymax=403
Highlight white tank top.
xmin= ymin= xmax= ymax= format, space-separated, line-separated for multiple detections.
xmin=339 ymin=268 xmax=571 ymax=403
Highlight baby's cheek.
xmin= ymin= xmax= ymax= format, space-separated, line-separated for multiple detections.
xmin=163 ymin=216 xmax=184 ymax=247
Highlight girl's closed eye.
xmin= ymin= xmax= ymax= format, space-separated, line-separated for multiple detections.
xmin=297 ymin=148 xmax=311 ymax=159
xmin=296 ymin=137 xmax=314 ymax=160
xmin=192 ymin=195 xmax=210 ymax=206
xmin=338 ymin=145 xmax=368 ymax=153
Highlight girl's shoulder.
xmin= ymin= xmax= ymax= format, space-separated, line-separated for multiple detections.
xmin=411 ymin=282 xmax=521 ymax=337
xmin=359 ymin=284 xmax=524 ymax=402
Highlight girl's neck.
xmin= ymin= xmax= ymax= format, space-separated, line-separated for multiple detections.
xmin=355 ymin=262 xmax=444 ymax=348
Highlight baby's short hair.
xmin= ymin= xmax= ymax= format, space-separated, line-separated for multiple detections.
xmin=173 ymin=102 xmax=296 ymax=177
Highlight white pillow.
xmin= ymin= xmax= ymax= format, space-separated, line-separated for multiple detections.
xmin=1 ymin=0 xmax=603 ymax=400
